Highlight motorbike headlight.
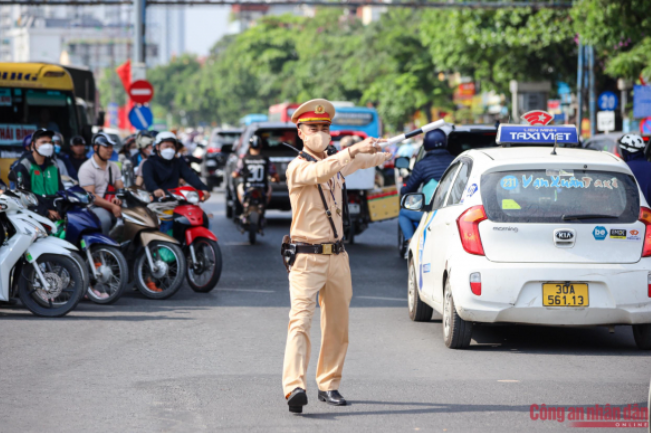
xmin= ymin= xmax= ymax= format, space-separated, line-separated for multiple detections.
xmin=130 ymin=189 xmax=153 ymax=204
xmin=19 ymin=191 xmax=39 ymax=207
xmin=185 ymin=191 xmax=199 ymax=204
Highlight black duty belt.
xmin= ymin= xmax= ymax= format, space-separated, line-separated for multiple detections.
xmin=295 ymin=242 xmax=345 ymax=255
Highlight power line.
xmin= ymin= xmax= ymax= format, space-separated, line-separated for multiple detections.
xmin=0 ymin=0 xmax=573 ymax=7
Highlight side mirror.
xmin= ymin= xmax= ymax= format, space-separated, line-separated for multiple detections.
xmin=394 ymin=157 xmax=410 ymax=170
xmin=400 ymin=192 xmax=425 ymax=211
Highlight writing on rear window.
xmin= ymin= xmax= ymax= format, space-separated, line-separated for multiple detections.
xmin=482 ymin=169 xmax=639 ymax=224
xmin=502 ymin=174 xmax=620 ymax=190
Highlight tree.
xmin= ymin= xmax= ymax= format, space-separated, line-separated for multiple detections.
xmin=147 ymin=54 xmax=202 ymax=124
xmin=97 ymin=68 xmax=126 ymax=107
xmin=420 ymin=7 xmax=576 ymax=95
xmin=572 ymin=0 xmax=651 ymax=80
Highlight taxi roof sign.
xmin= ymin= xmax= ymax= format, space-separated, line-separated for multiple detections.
xmin=496 ymin=124 xmax=578 ymax=146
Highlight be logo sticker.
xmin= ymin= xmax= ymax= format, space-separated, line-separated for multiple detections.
xmin=592 ymin=226 xmax=607 ymax=241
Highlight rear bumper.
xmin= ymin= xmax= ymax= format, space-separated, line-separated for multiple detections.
xmin=448 ymin=256 xmax=651 ymax=326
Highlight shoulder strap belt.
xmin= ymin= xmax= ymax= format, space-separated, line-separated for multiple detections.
xmin=299 ymin=150 xmax=340 ymax=242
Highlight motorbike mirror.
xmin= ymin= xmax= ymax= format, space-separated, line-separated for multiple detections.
xmin=394 ymin=157 xmax=411 ymax=170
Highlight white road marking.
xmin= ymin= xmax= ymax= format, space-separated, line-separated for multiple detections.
xmin=497 ymin=380 xmax=520 ymax=383
xmin=356 ymin=296 xmax=407 ymax=302
xmin=216 ymin=288 xmax=276 ymax=293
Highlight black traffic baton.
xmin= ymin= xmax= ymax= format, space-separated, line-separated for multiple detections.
xmin=379 ymin=119 xmax=446 ymax=148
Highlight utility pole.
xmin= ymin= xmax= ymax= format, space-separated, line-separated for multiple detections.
xmin=576 ymin=40 xmax=583 ymax=136
xmin=133 ymin=0 xmax=146 ymax=80
xmin=588 ymin=45 xmax=596 ymax=138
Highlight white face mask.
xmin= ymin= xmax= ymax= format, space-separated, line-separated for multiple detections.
xmin=130 ymin=148 xmax=139 ymax=156
xmin=37 ymin=143 xmax=54 ymax=157
xmin=160 ymin=148 xmax=176 ymax=160
xmin=303 ymin=131 xmax=331 ymax=154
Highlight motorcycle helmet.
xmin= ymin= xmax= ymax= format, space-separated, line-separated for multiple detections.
xmin=249 ymin=135 xmax=262 ymax=150
xmin=136 ymin=130 xmax=155 ymax=150
xmin=92 ymin=132 xmax=117 ymax=148
xmin=619 ymin=133 xmax=645 ymax=153
xmin=423 ymin=129 xmax=447 ymax=151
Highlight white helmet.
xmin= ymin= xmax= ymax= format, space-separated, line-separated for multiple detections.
xmin=155 ymin=131 xmax=178 ymax=146
xmin=619 ymin=133 xmax=645 ymax=153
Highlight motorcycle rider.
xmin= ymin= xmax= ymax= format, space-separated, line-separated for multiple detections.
xmin=398 ymin=129 xmax=454 ymax=257
xmin=77 ymin=132 xmax=124 ymax=234
xmin=232 ymin=135 xmax=279 ymax=207
xmin=67 ymin=136 xmax=89 ymax=180
xmin=132 ymin=130 xmax=154 ymax=178
xmin=8 ymin=129 xmax=64 ymax=220
xmin=619 ymin=133 xmax=651 ymax=205
xmin=141 ymin=131 xmax=211 ymax=199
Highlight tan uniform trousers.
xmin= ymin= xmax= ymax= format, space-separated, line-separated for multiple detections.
xmin=282 ymin=250 xmax=352 ymax=397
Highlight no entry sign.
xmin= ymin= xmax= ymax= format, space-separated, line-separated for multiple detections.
xmin=128 ymin=80 xmax=154 ymax=104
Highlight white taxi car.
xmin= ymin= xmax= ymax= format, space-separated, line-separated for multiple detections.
xmin=401 ymin=124 xmax=651 ymax=349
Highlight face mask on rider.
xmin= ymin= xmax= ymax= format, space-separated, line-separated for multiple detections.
xmin=36 ymin=143 xmax=54 ymax=157
xmin=130 ymin=148 xmax=139 ymax=156
xmin=303 ymin=131 xmax=331 ymax=154
xmin=160 ymin=148 xmax=176 ymax=160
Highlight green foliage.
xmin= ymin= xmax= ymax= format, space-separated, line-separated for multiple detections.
xmin=420 ymin=7 xmax=577 ymax=95
xmin=97 ymin=68 xmax=126 ymax=107
xmin=147 ymin=54 xmax=202 ymax=125
xmin=572 ymin=0 xmax=651 ymax=80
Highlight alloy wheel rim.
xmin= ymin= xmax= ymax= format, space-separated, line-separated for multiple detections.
xmin=443 ymin=289 xmax=451 ymax=338
xmin=408 ymin=266 xmax=415 ymax=312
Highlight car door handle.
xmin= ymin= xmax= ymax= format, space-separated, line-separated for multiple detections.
xmin=427 ymin=226 xmax=432 ymax=232
xmin=445 ymin=221 xmax=451 ymax=226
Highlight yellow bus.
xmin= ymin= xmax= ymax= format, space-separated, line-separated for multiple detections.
xmin=0 ymin=63 xmax=84 ymax=184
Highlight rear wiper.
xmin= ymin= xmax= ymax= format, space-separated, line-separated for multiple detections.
xmin=561 ymin=214 xmax=619 ymax=220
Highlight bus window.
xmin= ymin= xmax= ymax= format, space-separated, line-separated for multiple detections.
xmin=0 ymin=87 xmax=79 ymax=146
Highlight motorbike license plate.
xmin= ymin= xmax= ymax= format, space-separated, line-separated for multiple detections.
xmin=349 ymin=204 xmax=361 ymax=214
xmin=206 ymin=160 xmax=218 ymax=167
xmin=542 ymin=283 xmax=589 ymax=307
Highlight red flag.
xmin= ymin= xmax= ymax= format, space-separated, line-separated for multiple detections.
xmin=115 ymin=60 xmax=131 ymax=92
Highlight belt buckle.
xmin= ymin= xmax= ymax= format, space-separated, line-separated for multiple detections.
xmin=322 ymin=244 xmax=334 ymax=255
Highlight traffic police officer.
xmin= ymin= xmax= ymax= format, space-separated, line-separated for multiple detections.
xmin=283 ymin=99 xmax=391 ymax=413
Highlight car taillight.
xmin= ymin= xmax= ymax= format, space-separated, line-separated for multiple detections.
xmin=469 ymin=272 xmax=481 ymax=296
xmin=207 ymin=148 xmax=221 ymax=153
xmin=639 ymin=207 xmax=651 ymax=257
xmin=457 ymin=205 xmax=487 ymax=256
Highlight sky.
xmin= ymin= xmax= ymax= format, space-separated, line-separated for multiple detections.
xmin=185 ymin=6 xmax=231 ymax=56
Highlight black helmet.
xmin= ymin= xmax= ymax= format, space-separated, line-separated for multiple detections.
xmin=92 ymin=132 xmax=117 ymax=147
xmin=423 ymin=129 xmax=447 ymax=151
xmin=71 ymin=135 xmax=86 ymax=146
xmin=249 ymin=135 xmax=262 ymax=150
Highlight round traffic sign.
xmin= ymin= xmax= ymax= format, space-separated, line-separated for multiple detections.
xmin=640 ymin=117 xmax=651 ymax=135
xmin=128 ymin=80 xmax=154 ymax=104
xmin=598 ymin=91 xmax=618 ymax=111
xmin=128 ymin=105 xmax=153 ymax=130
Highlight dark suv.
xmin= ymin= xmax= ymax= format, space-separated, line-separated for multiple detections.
xmin=202 ymin=128 xmax=242 ymax=189
xmin=224 ymin=122 xmax=303 ymax=218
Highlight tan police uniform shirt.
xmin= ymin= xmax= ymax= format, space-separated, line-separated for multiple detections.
xmin=286 ymin=148 xmax=387 ymax=245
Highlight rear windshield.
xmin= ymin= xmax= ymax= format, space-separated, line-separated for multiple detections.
xmin=480 ymin=169 xmax=639 ymax=224
xmin=254 ymin=128 xmax=303 ymax=156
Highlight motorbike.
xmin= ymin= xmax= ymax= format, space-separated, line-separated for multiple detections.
xmin=149 ymin=186 xmax=222 ymax=292
xmin=0 ymin=186 xmax=86 ymax=317
xmin=238 ymin=186 xmax=266 ymax=245
xmin=54 ymin=186 xmax=129 ymax=304
xmin=111 ymin=187 xmax=187 ymax=300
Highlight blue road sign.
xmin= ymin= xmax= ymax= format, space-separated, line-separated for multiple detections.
xmin=634 ymin=85 xmax=651 ymax=119
xmin=128 ymin=105 xmax=153 ymax=130
xmin=598 ymin=91 xmax=618 ymax=111
xmin=496 ymin=124 xmax=578 ymax=145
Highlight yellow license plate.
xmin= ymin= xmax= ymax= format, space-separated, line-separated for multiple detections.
xmin=542 ymin=283 xmax=589 ymax=307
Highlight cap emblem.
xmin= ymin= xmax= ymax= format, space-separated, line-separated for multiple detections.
xmin=315 ymin=105 xmax=324 ymax=114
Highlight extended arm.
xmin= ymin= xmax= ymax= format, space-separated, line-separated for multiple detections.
xmin=179 ymin=158 xmax=208 ymax=191
xmin=286 ymin=150 xmax=354 ymax=186
xmin=340 ymin=152 xmax=389 ymax=178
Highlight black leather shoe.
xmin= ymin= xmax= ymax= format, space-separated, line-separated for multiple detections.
xmin=287 ymin=388 xmax=307 ymax=413
xmin=317 ymin=390 xmax=347 ymax=406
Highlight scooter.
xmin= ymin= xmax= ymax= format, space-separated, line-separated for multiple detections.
xmin=111 ymin=187 xmax=187 ymax=300
xmin=238 ymin=186 xmax=266 ymax=245
xmin=149 ymin=186 xmax=222 ymax=292
xmin=0 ymin=186 xmax=86 ymax=317
xmin=54 ymin=186 xmax=129 ymax=304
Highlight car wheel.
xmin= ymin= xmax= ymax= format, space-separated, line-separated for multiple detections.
xmin=442 ymin=278 xmax=472 ymax=349
xmin=408 ymin=259 xmax=433 ymax=322
xmin=632 ymin=324 xmax=651 ymax=350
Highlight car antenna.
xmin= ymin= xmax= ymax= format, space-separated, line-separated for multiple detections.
xmin=551 ymin=135 xmax=558 ymax=155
